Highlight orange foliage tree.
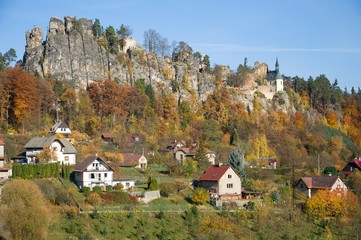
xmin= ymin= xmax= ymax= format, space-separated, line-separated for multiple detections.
xmin=4 ymin=68 xmax=40 ymax=133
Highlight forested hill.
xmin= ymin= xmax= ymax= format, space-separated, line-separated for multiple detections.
xmin=0 ymin=16 xmax=360 ymax=170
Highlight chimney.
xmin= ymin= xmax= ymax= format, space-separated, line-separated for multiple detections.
xmin=217 ymin=162 xmax=222 ymax=167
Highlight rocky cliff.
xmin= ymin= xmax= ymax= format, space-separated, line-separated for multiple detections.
xmin=23 ymin=16 xmax=290 ymax=111
xmin=23 ymin=16 xmax=219 ymax=102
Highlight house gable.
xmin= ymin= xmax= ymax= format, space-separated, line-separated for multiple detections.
xmin=199 ymin=164 xmax=242 ymax=196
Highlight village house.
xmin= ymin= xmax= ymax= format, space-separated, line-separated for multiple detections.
xmin=340 ymin=158 xmax=361 ymax=175
xmin=74 ymin=155 xmax=115 ymax=189
xmin=295 ymin=176 xmax=348 ymax=198
xmin=0 ymin=138 xmax=12 ymax=179
xmin=160 ymin=140 xmax=186 ymax=153
xmin=175 ymin=143 xmax=215 ymax=165
xmin=24 ymin=136 xmax=77 ymax=165
xmin=50 ymin=120 xmax=72 ymax=138
xmin=199 ymin=163 xmax=242 ymax=200
xmin=120 ymin=153 xmax=147 ymax=168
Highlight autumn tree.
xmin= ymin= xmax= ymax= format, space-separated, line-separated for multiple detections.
xmin=2 ymin=179 xmax=52 ymax=240
xmin=6 ymin=68 xmax=40 ymax=133
xmin=305 ymin=190 xmax=360 ymax=223
xmin=60 ymin=87 xmax=77 ymax=123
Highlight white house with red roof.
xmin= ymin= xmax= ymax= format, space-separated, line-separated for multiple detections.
xmin=199 ymin=163 xmax=242 ymax=197
xmin=73 ymin=155 xmax=114 ymax=189
xmin=295 ymin=176 xmax=347 ymax=198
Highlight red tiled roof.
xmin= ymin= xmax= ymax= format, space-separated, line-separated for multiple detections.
xmin=199 ymin=165 xmax=231 ymax=181
xmin=120 ymin=153 xmax=142 ymax=166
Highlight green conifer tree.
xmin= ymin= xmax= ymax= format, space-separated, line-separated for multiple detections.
xmin=228 ymin=147 xmax=246 ymax=182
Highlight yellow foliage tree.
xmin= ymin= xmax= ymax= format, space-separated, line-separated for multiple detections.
xmin=192 ymin=188 xmax=210 ymax=205
xmin=2 ymin=179 xmax=53 ymax=240
xmin=305 ymin=190 xmax=360 ymax=222
xmin=246 ymin=133 xmax=275 ymax=161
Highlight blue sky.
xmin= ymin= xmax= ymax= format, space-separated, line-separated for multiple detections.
xmin=1 ymin=0 xmax=360 ymax=89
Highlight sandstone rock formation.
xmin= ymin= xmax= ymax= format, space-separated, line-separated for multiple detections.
xmin=23 ymin=16 xmax=216 ymax=101
xmin=23 ymin=16 xmax=289 ymax=112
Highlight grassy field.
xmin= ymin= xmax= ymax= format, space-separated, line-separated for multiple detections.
xmin=118 ymin=164 xmax=187 ymax=184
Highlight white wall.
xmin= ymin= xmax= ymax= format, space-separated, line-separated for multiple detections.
xmin=218 ymin=168 xmax=242 ymax=195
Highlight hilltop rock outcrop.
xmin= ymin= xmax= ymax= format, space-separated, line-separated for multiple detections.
xmin=23 ymin=16 xmax=290 ymax=112
xmin=23 ymin=16 xmax=216 ymax=101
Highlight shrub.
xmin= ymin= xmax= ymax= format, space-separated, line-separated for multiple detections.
xmin=106 ymin=185 xmax=112 ymax=192
xmin=101 ymin=193 xmax=113 ymax=202
xmin=114 ymin=183 xmax=124 ymax=191
xmin=111 ymin=191 xmax=133 ymax=204
xmin=86 ymin=192 xmax=102 ymax=206
xmin=93 ymin=186 xmax=102 ymax=194
xmin=83 ymin=187 xmax=90 ymax=194
xmin=192 ymin=188 xmax=210 ymax=205
xmin=159 ymin=182 xmax=178 ymax=197
xmin=149 ymin=178 xmax=158 ymax=191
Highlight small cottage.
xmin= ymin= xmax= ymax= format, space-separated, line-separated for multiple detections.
xmin=295 ymin=176 xmax=348 ymax=198
xmin=340 ymin=158 xmax=361 ymax=175
xmin=120 ymin=153 xmax=147 ymax=168
xmin=50 ymin=120 xmax=72 ymax=137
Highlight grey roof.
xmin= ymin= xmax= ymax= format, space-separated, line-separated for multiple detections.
xmin=24 ymin=136 xmax=57 ymax=148
xmin=74 ymin=155 xmax=113 ymax=172
xmin=51 ymin=121 xmax=70 ymax=132
xmin=24 ymin=136 xmax=76 ymax=154
xmin=59 ymin=139 xmax=77 ymax=154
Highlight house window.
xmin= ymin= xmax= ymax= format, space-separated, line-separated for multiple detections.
xmin=227 ymin=183 xmax=233 ymax=188
xmin=126 ymin=182 xmax=130 ymax=187
xmin=228 ymin=174 xmax=232 ymax=179
xmin=64 ymin=156 xmax=69 ymax=161
xmin=90 ymin=173 xmax=95 ymax=179
xmin=301 ymin=183 xmax=304 ymax=188
xmin=180 ymin=154 xmax=184 ymax=160
xmin=104 ymin=173 xmax=108 ymax=178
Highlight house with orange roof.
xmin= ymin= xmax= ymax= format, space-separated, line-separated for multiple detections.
xmin=295 ymin=176 xmax=347 ymax=198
